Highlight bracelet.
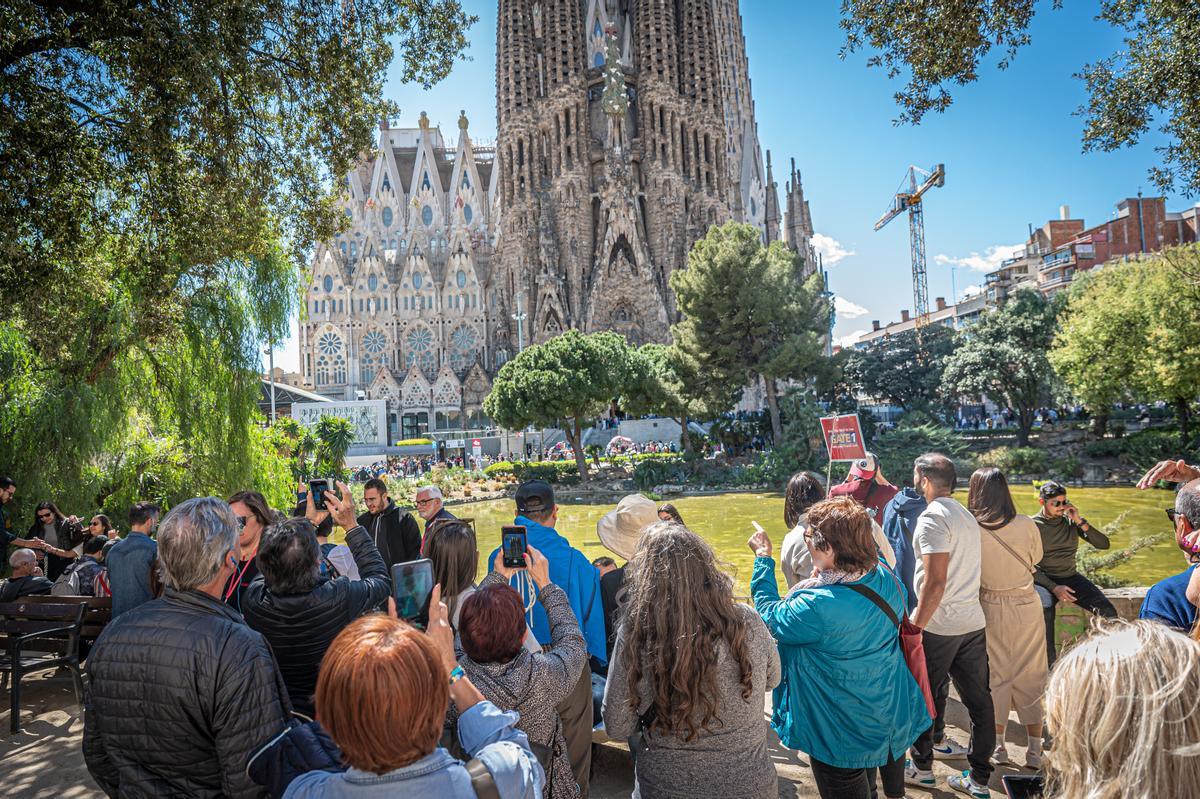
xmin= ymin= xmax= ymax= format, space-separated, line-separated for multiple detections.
xmin=448 ymin=665 xmax=465 ymax=685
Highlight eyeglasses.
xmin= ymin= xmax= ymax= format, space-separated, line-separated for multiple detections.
xmin=1048 ymin=499 xmax=1069 ymax=508
xmin=415 ymin=498 xmax=437 ymax=507
xmin=237 ymin=516 xmax=249 ymax=528
xmin=1167 ymin=509 xmax=1188 ymax=525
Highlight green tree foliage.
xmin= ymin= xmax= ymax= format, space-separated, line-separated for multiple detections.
xmin=843 ymin=324 xmax=957 ymax=413
xmin=621 ymin=343 xmax=739 ymax=452
xmin=484 ymin=330 xmax=634 ymax=480
xmin=840 ymin=1 xmax=1200 ymax=195
xmin=943 ymin=289 xmax=1058 ymax=446
xmin=313 ymin=415 xmax=357 ymax=478
xmin=670 ymin=222 xmax=832 ymax=443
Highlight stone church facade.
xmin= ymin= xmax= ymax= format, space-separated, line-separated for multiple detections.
xmin=299 ymin=0 xmax=817 ymax=440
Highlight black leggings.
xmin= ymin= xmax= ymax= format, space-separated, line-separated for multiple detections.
xmin=810 ymin=752 xmax=906 ymax=799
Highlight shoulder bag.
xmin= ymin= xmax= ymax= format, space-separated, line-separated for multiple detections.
xmin=981 ymin=525 xmax=1036 ymax=575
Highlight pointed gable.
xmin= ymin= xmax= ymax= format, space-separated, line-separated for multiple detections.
xmin=462 ymin=363 xmax=492 ymax=409
xmin=368 ymin=365 xmax=402 ymax=402
xmin=431 ymin=365 xmax=462 ymax=410
xmin=399 ymin=364 xmax=432 ymax=409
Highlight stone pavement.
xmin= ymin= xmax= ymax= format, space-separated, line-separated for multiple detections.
xmin=3 ymin=666 xmax=1035 ymax=799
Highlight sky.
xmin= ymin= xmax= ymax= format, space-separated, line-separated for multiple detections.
xmin=269 ymin=0 xmax=1194 ymax=370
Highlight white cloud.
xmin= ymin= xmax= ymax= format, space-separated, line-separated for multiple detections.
xmin=933 ymin=242 xmax=1024 ymax=273
xmin=812 ymin=232 xmax=855 ymax=266
xmin=960 ymin=284 xmax=983 ymax=300
xmin=834 ymin=296 xmax=870 ymax=319
xmin=837 ymin=329 xmax=868 ymax=349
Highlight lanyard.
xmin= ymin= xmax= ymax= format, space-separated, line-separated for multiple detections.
xmin=224 ymin=550 xmax=257 ymax=602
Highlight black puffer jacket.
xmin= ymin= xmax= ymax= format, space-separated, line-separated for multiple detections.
xmin=83 ymin=588 xmax=290 ymax=798
xmin=242 ymin=525 xmax=391 ymax=716
xmin=356 ymin=500 xmax=422 ymax=568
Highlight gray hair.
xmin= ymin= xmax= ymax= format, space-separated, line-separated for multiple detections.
xmin=1177 ymin=479 xmax=1200 ymax=528
xmin=416 ymin=485 xmax=443 ymax=500
xmin=10 ymin=548 xmax=35 ymax=569
xmin=157 ymin=497 xmax=240 ymax=591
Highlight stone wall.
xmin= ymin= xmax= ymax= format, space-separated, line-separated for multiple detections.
xmin=1053 ymin=586 xmax=1147 ymax=653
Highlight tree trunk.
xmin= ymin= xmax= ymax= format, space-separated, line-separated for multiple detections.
xmin=1091 ymin=412 xmax=1108 ymax=437
xmin=569 ymin=417 xmax=589 ymax=480
xmin=1017 ymin=407 xmax=1033 ymax=447
xmin=1176 ymin=397 xmax=1192 ymax=447
xmin=677 ymin=415 xmax=691 ymax=452
xmin=764 ymin=376 xmax=783 ymax=444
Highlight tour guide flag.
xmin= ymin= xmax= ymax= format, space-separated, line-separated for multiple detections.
xmin=819 ymin=414 xmax=867 ymax=462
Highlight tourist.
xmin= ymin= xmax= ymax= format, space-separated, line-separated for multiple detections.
xmin=105 ymin=501 xmax=160 ymax=618
xmin=52 ymin=535 xmax=109 ymax=596
xmin=881 ymin=482 xmax=926 ymax=613
xmin=86 ymin=514 xmax=119 ymax=541
xmin=358 ymin=476 xmax=422 ymax=568
xmin=966 ymin=467 xmax=1047 ymax=769
xmin=828 ymin=452 xmax=899 ymax=522
xmin=906 ymin=453 xmax=995 ymax=798
xmin=83 ymin=497 xmax=290 ymax=796
xmin=780 ymin=471 xmax=896 ymax=587
xmin=1139 ymin=478 xmax=1200 ymax=631
xmin=1033 ymin=481 xmax=1117 ymax=667
xmin=454 ymin=546 xmax=586 ymax=799
xmin=595 ymin=493 xmax=660 ymax=662
xmin=749 ymin=498 xmax=926 ymax=799
xmin=242 ymin=482 xmax=392 ymax=717
xmin=281 ymin=596 xmax=546 ymax=798
xmin=417 ymin=485 xmax=457 ymax=544
xmin=590 ymin=556 xmax=616 ymax=577
xmin=0 ymin=548 xmax=54 ymax=600
xmin=1043 ymin=621 xmax=1200 ymax=797
xmin=0 ymin=477 xmax=17 ymax=553
xmin=223 ymin=489 xmax=274 ymax=612
xmin=656 ymin=502 xmax=684 ymax=525
xmin=27 ymin=501 xmax=85 ymax=579
xmin=491 ymin=480 xmax=605 ymax=798
xmin=605 ymin=521 xmax=780 ymax=799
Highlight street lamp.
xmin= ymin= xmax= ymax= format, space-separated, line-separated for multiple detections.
xmin=264 ymin=340 xmax=276 ymax=423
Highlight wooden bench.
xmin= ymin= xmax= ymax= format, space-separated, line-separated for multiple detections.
xmin=0 ymin=599 xmax=86 ymax=733
xmin=19 ymin=594 xmax=113 ymax=647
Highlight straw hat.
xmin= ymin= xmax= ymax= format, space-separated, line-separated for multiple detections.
xmin=596 ymin=494 xmax=661 ymax=560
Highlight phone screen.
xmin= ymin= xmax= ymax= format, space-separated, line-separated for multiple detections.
xmin=391 ymin=559 xmax=434 ymax=628
xmin=501 ymin=525 xmax=528 ymax=568
xmin=308 ymin=479 xmax=330 ymax=511
xmin=1001 ymin=775 xmax=1044 ymax=799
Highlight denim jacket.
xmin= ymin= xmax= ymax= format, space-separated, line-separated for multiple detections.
xmin=282 ymin=701 xmax=544 ymax=799
xmin=106 ymin=532 xmax=157 ymax=618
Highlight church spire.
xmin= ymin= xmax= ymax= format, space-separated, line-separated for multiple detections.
xmin=764 ymin=149 xmax=781 ymax=244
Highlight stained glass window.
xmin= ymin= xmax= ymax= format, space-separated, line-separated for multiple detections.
xmin=368 ymin=274 xmax=379 ymax=291
xmin=449 ymin=325 xmax=478 ymax=375
xmin=463 ymin=204 xmax=473 ymax=223
xmin=322 ymin=275 xmax=333 ymax=293
xmin=405 ymin=326 xmax=436 ymax=377
xmin=382 ymin=207 xmax=393 ymax=227
xmin=456 ymin=270 xmax=467 ymax=288
xmin=422 ymin=205 xmax=434 ymax=226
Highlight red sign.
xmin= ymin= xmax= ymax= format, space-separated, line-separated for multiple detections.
xmin=472 ymin=439 xmax=481 ymax=447
xmin=819 ymin=414 xmax=867 ymax=461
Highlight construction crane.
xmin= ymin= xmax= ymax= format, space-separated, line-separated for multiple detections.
xmin=874 ymin=164 xmax=946 ymax=326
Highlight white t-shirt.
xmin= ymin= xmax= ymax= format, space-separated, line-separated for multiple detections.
xmin=912 ymin=496 xmax=985 ymax=636
xmin=779 ymin=515 xmax=897 ymax=589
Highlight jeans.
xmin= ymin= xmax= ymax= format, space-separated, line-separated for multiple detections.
xmin=911 ymin=628 xmax=996 ymax=786
xmin=1035 ymin=573 xmax=1118 ymax=667
xmin=809 ymin=753 xmax=906 ymax=799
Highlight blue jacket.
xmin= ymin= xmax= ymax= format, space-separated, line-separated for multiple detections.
xmin=488 ymin=516 xmax=606 ymax=666
xmin=881 ymin=488 xmax=926 ymax=613
xmin=752 ymin=556 xmax=930 ymax=769
xmin=106 ymin=532 xmax=157 ymax=618
xmin=1140 ymin=564 xmax=1199 ymax=631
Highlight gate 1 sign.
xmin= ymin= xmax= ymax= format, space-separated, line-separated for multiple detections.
xmin=819 ymin=414 xmax=867 ymax=462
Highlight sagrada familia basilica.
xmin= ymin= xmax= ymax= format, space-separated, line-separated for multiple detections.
xmin=299 ymin=0 xmax=817 ymax=440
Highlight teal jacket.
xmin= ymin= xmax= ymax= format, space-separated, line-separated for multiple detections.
xmin=752 ymin=556 xmax=931 ymax=769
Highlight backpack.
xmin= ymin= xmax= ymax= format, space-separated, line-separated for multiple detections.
xmin=51 ymin=563 xmax=83 ymax=596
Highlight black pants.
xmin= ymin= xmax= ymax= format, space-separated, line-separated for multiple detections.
xmin=810 ymin=752 xmax=906 ymax=799
xmin=911 ymin=628 xmax=995 ymax=786
xmin=1035 ymin=573 xmax=1118 ymax=667
xmin=557 ymin=663 xmax=593 ymax=798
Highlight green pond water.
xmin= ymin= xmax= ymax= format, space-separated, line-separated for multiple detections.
xmin=450 ymin=487 xmax=1185 ymax=596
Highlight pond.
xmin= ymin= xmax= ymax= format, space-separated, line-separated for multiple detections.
xmin=450 ymin=487 xmax=1186 ymax=596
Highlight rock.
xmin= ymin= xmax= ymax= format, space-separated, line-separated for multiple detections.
xmin=652 ymin=484 xmax=685 ymax=495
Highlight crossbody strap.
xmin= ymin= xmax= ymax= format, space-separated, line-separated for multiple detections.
xmin=839 ymin=582 xmax=900 ymax=629
xmin=981 ymin=525 xmax=1036 ymax=575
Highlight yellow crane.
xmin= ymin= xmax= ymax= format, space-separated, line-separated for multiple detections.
xmin=874 ymin=163 xmax=946 ymax=326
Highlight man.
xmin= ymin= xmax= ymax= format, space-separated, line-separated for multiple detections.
xmin=881 ymin=484 xmax=926 ymax=614
xmin=489 ymin=480 xmax=604 ymax=799
xmin=243 ymin=481 xmax=391 ymax=716
xmin=0 ymin=548 xmax=54 ymax=600
xmin=1033 ymin=481 xmax=1117 ymax=666
xmin=0 ymin=477 xmax=46 ymax=560
xmin=105 ymin=502 xmax=160 ymax=618
xmin=905 ymin=454 xmax=994 ymax=799
xmin=1141 ymin=479 xmax=1200 ymax=631
xmin=53 ymin=535 xmax=109 ymax=597
xmin=357 ymin=477 xmax=422 ymax=569
xmin=83 ymin=497 xmax=290 ymax=797
xmin=415 ymin=485 xmax=456 ymax=546
xmin=829 ymin=452 xmax=899 ymax=522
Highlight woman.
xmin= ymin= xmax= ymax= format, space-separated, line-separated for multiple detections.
xmin=657 ymin=503 xmax=684 ymax=525
xmin=225 ymin=490 xmax=273 ymax=610
xmin=749 ymin=497 xmax=929 ymax=799
xmin=27 ymin=501 xmax=85 ymax=580
xmin=595 ymin=494 xmax=662 ymax=663
xmin=967 ymin=466 xmax=1047 ymax=769
xmin=452 ymin=546 xmax=586 ymax=799
xmin=87 ymin=514 xmax=119 ymax=541
xmin=603 ymin=522 xmax=780 ymax=799
xmin=282 ymin=586 xmax=545 ymax=798
xmin=778 ymin=472 xmax=896 ymax=588
xmin=1045 ymin=621 xmax=1200 ymax=798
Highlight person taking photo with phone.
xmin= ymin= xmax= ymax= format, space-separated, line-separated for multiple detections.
xmin=1032 ymin=481 xmax=1117 ymax=667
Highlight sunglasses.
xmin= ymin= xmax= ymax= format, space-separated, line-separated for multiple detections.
xmin=1048 ymin=499 xmax=1069 ymax=508
xmin=1167 ymin=509 xmax=1189 ymax=525
xmin=237 ymin=516 xmax=249 ymax=528
xmin=37 ymin=512 xmax=53 ymax=520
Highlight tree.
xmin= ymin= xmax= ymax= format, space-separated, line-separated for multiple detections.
xmin=484 ymin=330 xmax=634 ymax=480
xmin=1132 ymin=255 xmax=1200 ymax=444
xmin=313 ymin=415 xmax=357 ymax=477
xmin=943 ymin=289 xmax=1058 ymax=445
xmin=840 ymin=1 xmax=1200 ymax=195
xmin=670 ymin=222 xmax=832 ymax=443
xmin=621 ymin=344 xmax=740 ymax=452
xmin=843 ymin=324 xmax=958 ymax=414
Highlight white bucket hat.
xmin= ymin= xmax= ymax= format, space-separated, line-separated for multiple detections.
xmin=596 ymin=494 xmax=661 ymax=560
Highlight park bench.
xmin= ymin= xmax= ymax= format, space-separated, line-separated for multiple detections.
xmin=19 ymin=594 xmax=113 ymax=653
xmin=0 ymin=599 xmax=86 ymax=734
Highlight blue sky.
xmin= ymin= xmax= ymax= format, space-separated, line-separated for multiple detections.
xmin=271 ymin=0 xmax=1194 ymax=369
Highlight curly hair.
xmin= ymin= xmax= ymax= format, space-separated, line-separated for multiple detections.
xmin=620 ymin=521 xmax=754 ymax=741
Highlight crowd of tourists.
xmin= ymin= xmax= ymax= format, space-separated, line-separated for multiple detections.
xmin=3 ymin=451 xmax=1200 ymax=799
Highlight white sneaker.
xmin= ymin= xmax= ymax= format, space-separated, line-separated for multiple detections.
xmin=947 ymin=772 xmax=990 ymax=798
xmin=992 ymin=743 xmax=1010 ymax=765
xmin=932 ymin=737 xmax=971 ymax=759
xmin=904 ymin=761 xmax=936 ymax=789
xmin=1025 ymin=748 xmax=1043 ymax=770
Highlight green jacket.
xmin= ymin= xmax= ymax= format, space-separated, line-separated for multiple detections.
xmin=1033 ymin=510 xmax=1110 ymax=590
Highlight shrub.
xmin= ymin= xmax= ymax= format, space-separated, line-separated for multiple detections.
xmin=632 ymin=458 xmax=686 ymax=490
xmin=1083 ymin=439 xmax=1124 ymax=458
xmin=505 ymin=460 xmax=580 ymax=485
xmin=394 ymin=438 xmax=433 ymax=446
xmin=1119 ymin=428 xmax=1189 ymax=471
xmin=978 ymin=446 xmax=1047 ymax=475
xmin=871 ymin=423 xmax=972 ymax=486
xmin=484 ymin=461 xmax=515 ymax=477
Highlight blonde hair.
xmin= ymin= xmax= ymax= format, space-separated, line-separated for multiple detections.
xmin=1045 ymin=620 xmax=1200 ymax=798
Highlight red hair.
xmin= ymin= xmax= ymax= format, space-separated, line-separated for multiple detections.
xmin=459 ymin=583 xmax=527 ymax=663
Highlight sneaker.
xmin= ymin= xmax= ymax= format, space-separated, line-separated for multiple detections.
xmin=932 ymin=737 xmax=971 ymax=759
xmin=1025 ymin=748 xmax=1043 ymax=770
xmin=948 ymin=772 xmax=989 ymax=798
xmin=992 ymin=743 xmax=1010 ymax=765
xmin=903 ymin=761 xmax=935 ymax=789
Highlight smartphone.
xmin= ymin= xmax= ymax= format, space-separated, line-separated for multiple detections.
xmin=391 ymin=559 xmax=434 ymax=628
xmin=501 ymin=525 xmax=528 ymax=568
xmin=1001 ymin=774 xmax=1044 ymax=799
xmin=308 ymin=478 xmax=331 ymax=511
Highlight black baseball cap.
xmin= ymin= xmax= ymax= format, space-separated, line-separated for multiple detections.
xmin=515 ymin=480 xmax=555 ymax=514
